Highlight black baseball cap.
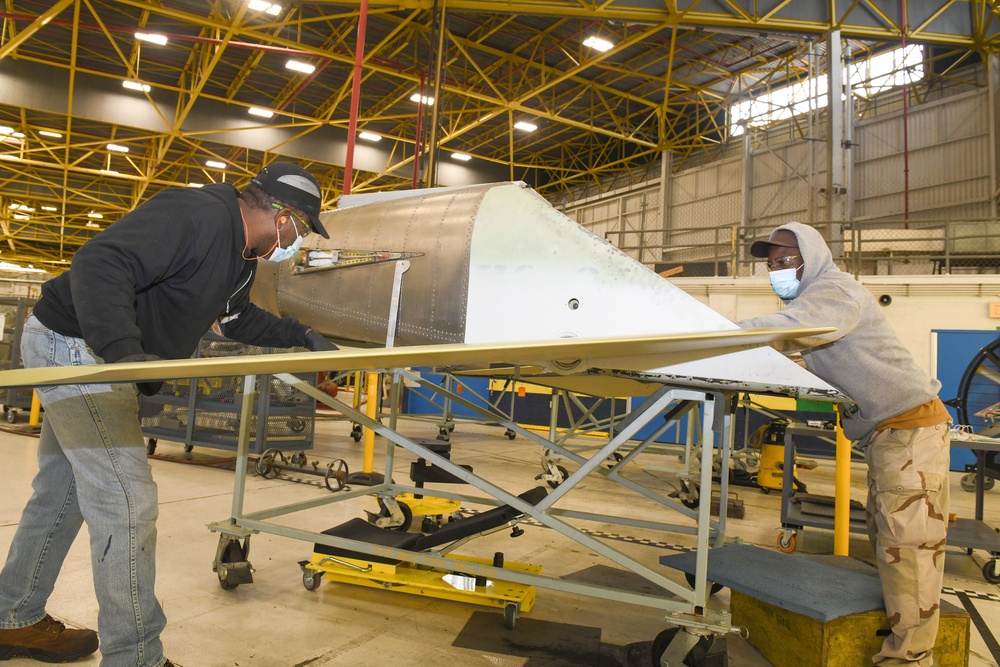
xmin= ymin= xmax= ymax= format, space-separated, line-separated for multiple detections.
xmin=251 ymin=162 xmax=329 ymax=238
xmin=750 ymin=228 xmax=799 ymax=258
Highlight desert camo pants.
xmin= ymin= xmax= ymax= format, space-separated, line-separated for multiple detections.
xmin=865 ymin=421 xmax=951 ymax=667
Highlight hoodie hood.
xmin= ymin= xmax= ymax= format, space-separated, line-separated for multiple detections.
xmin=765 ymin=222 xmax=839 ymax=298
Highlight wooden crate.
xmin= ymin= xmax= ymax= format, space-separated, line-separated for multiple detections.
xmin=732 ymin=591 xmax=969 ymax=667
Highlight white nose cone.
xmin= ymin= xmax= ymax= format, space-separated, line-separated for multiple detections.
xmin=465 ymin=183 xmax=836 ymax=397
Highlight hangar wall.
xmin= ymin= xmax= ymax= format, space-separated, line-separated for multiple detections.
xmin=562 ymin=61 xmax=998 ymax=279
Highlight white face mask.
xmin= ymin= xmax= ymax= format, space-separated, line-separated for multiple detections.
xmin=769 ymin=266 xmax=801 ymax=299
xmin=264 ymin=216 xmax=303 ymax=263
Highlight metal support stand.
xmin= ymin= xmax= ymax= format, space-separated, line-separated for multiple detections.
xmin=208 ymin=369 xmax=741 ymax=660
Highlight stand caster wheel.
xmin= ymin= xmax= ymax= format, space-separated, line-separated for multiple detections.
xmin=350 ymin=424 xmax=363 ymax=442
xmin=6 ymin=409 xmax=18 ymax=424
xmin=651 ymin=627 xmax=713 ymax=666
xmin=302 ymin=569 xmax=322 ymax=591
xmin=505 ymin=428 xmax=516 ymax=440
xmin=146 ymin=438 xmax=157 ymax=455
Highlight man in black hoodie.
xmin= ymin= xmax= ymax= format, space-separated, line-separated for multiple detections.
xmin=0 ymin=163 xmax=337 ymax=667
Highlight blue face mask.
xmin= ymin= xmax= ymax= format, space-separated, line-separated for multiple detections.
xmin=769 ymin=266 xmax=801 ymax=299
xmin=264 ymin=217 xmax=303 ymax=263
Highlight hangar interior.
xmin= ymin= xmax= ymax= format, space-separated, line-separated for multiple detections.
xmin=1 ymin=2 xmax=1000 ymax=666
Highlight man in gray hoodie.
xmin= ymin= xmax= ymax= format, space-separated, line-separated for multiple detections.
xmin=739 ymin=222 xmax=951 ymax=667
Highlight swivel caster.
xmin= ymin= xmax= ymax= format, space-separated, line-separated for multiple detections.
xmin=651 ymin=627 xmax=714 ymax=666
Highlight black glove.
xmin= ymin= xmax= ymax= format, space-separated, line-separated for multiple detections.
xmin=304 ymin=329 xmax=339 ymax=352
xmin=115 ymin=353 xmax=164 ymax=397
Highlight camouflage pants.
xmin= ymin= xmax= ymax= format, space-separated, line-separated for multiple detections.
xmin=865 ymin=421 xmax=951 ymax=667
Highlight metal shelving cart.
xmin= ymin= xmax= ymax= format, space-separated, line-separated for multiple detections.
xmin=0 ymin=297 xmax=37 ymax=424
xmin=138 ymin=335 xmax=316 ymax=455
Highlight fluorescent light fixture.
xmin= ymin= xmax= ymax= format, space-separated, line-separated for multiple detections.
xmin=41 ymin=205 xmax=58 ymax=211
xmin=86 ymin=221 xmax=100 ymax=228
xmin=583 ymin=36 xmax=614 ymax=52
xmin=358 ymin=131 xmax=381 ymax=142
xmin=248 ymin=107 xmax=274 ymax=118
xmin=205 ymin=160 xmax=227 ymax=169
xmin=188 ymin=182 xmax=204 ymax=188
xmin=100 ymin=169 xmax=121 ymax=176
xmin=451 ymin=152 xmax=472 ymax=161
xmin=12 ymin=214 xmax=29 ymax=221
xmin=8 ymin=204 xmax=33 ymax=211
xmin=285 ymin=60 xmax=315 ymax=74
xmin=248 ymin=0 xmax=282 ymax=15
xmin=514 ymin=121 xmax=538 ymax=132
xmin=107 ymin=143 xmax=129 ymax=153
xmin=409 ymin=93 xmax=435 ymax=105
xmin=87 ymin=212 xmax=104 ymax=219
xmin=38 ymin=130 xmax=63 ymax=138
xmin=0 ymin=126 xmax=14 ymax=134
xmin=0 ymin=155 xmax=18 ymax=161
xmin=122 ymin=80 xmax=151 ymax=92
xmin=135 ymin=32 xmax=168 ymax=46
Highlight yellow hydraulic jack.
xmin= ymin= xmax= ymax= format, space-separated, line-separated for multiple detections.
xmin=300 ymin=487 xmax=546 ymax=628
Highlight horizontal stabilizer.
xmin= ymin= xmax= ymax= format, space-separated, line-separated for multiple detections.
xmin=0 ymin=326 xmax=833 ymax=389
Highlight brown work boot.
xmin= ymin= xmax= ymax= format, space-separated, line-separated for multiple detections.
xmin=0 ymin=615 xmax=98 ymax=663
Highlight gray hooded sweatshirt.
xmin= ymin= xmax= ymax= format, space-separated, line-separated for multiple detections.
xmin=738 ymin=221 xmax=943 ymax=442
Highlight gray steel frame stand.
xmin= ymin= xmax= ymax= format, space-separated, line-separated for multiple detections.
xmin=207 ymin=370 xmax=740 ymax=646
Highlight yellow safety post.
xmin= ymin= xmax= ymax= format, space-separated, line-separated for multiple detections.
xmin=29 ymin=391 xmax=41 ymax=427
xmin=834 ymin=413 xmax=852 ymax=556
xmin=362 ymin=371 xmax=379 ymax=474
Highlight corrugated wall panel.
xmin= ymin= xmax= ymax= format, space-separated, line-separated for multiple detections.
xmin=854 ymin=90 xmax=990 ymax=221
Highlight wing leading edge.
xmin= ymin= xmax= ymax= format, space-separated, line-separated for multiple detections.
xmin=0 ymin=326 xmax=834 ymax=390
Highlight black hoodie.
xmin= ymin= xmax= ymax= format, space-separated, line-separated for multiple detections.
xmin=32 ymin=183 xmax=309 ymax=362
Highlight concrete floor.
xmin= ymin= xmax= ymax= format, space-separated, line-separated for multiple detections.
xmin=0 ymin=405 xmax=998 ymax=667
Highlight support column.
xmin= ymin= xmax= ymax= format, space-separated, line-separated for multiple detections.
xmin=826 ymin=30 xmax=849 ymax=229
xmin=660 ymin=150 xmax=672 ymax=266
xmin=989 ymin=55 xmax=999 ymax=220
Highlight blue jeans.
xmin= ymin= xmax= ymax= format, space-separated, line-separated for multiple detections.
xmin=0 ymin=316 xmax=166 ymax=666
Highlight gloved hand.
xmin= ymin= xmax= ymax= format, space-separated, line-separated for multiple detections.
xmin=304 ymin=329 xmax=339 ymax=352
xmin=115 ymin=353 xmax=164 ymax=397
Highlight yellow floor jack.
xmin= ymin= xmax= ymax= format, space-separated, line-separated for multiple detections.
xmin=299 ymin=486 xmax=547 ymax=629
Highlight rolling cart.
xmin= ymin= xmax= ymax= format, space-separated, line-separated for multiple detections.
xmin=0 ymin=297 xmax=37 ymax=424
xmin=138 ymin=335 xmax=316 ymax=456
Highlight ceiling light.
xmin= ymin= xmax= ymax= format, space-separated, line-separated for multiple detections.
xmin=0 ymin=126 xmax=14 ymax=135
xmin=285 ymin=60 xmax=315 ymax=75
xmin=583 ymin=36 xmax=614 ymax=52
xmin=100 ymin=169 xmax=121 ymax=176
xmin=409 ymin=93 xmax=434 ymax=105
xmin=8 ymin=204 xmax=33 ymax=211
xmin=514 ymin=121 xmax=538 ymax=132
xmin=12 ymin=214 xmax=28 ymax=221
xmin=248 ymin=0 xmax=282 ymax=15
xmin=205 ymin=160 xmax=227 ymax=169
xmin=0 ymin=155 xmax=18 ymax=161
xmin=135 ymin=32 xmax=168 ymax=46
xmin=107 ymin=143 xmax=129 ymax=153
xmin=122 ymin=80 xmax=151 ymax=92
xmin=41 ymin=205 xmax=58 ymax=211
xmin=359 ymin=131 xmax=381 ymax=142
xmin=248 ymin=107 xmax=274 ymax=118
xmin=38 ymin=130 xmax=63 ymax=138
xmin=451 ymin=152 xmax=471 ymax=161
xmin=188 ymin=183 xmax=204 ymax=188
xmin=86 ymin=221 xmax=101 ymax=228
xmin=87 ymin=212 xmax=104 ymax=219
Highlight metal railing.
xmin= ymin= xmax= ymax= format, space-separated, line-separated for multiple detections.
xmin=606 ymin=219 xmax=1000 ymax=277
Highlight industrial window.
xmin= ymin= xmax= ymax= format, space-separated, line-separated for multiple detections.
xmin=729 ymin=44 xmax=924 ymax=137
